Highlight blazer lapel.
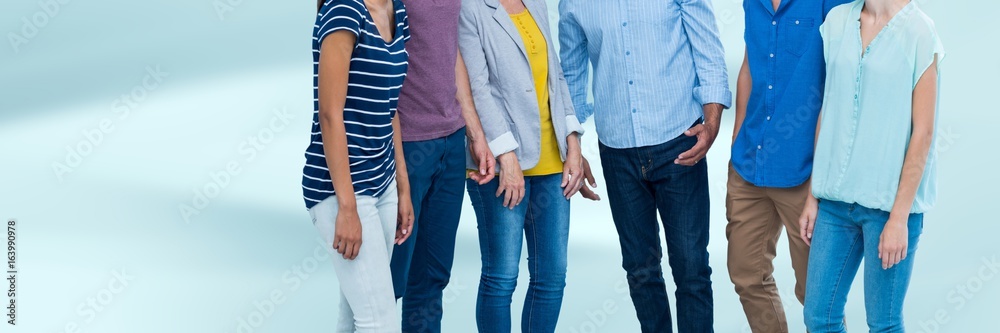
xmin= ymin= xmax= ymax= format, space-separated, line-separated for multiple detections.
xmin=487 ymin=0 xmax=529 ymax=61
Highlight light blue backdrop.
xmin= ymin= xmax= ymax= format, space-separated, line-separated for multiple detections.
xmin=1 ymin=0 xmax=997 ymax=332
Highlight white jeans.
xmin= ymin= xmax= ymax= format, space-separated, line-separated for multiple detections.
xmin=309 ymin=183 xmax=400 ymax=333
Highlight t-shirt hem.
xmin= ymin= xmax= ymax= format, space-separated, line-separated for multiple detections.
xmin=402 ymin=121 xmax=466 ymax=142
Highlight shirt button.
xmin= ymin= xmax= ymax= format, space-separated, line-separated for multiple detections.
xmin=770 ymin=53 xmax=774 ymax=58
xmin=629 ymin=80 xmax=633 ymax=85
xmin=796 ymin=20 xmax=801 ymax=25
xmin=632 ymin=108 xmax=637 ymax=113
xmin=757 ymin=145 xmax=762 ymax=150
xmin=626 ymin=51 xmax=631 ymax=56
xmin=766 ymin=116 xmax=771 ymax=121
xmin=768 ymin=85 xmax=773 ymax=90
xmin=772 ymin=21 xmax=777 ymax=26
xmin=622 ymin=22 xmax=628 ymax=27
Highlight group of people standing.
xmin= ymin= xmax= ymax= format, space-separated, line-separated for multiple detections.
xmin=303 ymin=0 xmax=944 ymax=331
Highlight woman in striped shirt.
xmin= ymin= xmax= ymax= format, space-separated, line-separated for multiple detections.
xmin=304 ymin=0 xmax=413 ymax=331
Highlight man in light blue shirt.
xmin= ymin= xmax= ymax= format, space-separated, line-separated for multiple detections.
xmin=559 ymin=0 xmax=731 ymax=331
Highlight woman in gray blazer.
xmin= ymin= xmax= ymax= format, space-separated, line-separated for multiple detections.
xmin=459 ymin=0 xmax=585 ymax=331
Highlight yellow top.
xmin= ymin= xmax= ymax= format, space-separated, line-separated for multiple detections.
xmin=511 ymin=10 xmax=563 ymax=176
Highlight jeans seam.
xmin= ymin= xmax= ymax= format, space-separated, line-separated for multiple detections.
xmin=826 ymin=226 xmax=862 ymax=331
xmin=525 ymin=189 xmax=538 ymax=332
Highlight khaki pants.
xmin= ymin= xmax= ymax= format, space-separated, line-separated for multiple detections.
xmin=725 ymin=165 xmax=811 ymax=333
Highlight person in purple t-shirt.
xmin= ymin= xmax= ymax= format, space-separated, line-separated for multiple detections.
xmin=388 ymin=0 xmax=495 ymax=331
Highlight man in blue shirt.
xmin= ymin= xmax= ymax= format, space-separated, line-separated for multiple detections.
xmin=726 ymin=1 xmax=850 ymax=332
xmin=559 ymin=1 xmax=731 ymax=331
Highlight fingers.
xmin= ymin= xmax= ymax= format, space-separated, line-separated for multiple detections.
xmin=501 ymin=182 xmax=517 ymax=208
xmin=684 ymin=124 xmax=705 ymax=137
xmin=478 ymin=172 xmax=495 ymax=185
xmin=565 ymin=172 xmax=582 ymax=199
xmin=510 ymin=185 xmax=524 ymax=209
xmin=799 ymin=212 xmax=815 ymax=246
xmin=349 ymin=242 xmax=361 ymax=260
xmin=583 ymin=162 xmax=596 ymax=187
xmin=487 ymin=155 xmax=497 ymax=175
xmin=675 ymin=140 xmax=708 ymax=166
xmin=333 ymin=237 xmax=346 ymax=255
xmin=798 ymin=216 xmax=810 ymax=246
xmin=579 ymin=185 xmax=601 ymax=201
xmin=561 ymin=169 xmax=571 ymax=194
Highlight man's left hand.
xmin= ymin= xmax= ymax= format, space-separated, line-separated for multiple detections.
xmin=676 ymin=103 xmax=723 ymax=166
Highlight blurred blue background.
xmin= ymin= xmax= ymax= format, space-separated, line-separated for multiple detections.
xmin=1 ymin=0 xmax=997 ymax=332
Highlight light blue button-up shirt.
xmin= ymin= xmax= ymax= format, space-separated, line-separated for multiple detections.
xmin=558 ymin=0 xmax=732 ymax=149
xmin=812 ymin=0 xmax=944 ymax=213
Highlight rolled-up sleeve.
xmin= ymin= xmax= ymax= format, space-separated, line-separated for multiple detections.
xmin=676 ymin=0 xmax=732 ymax=108
xmin=558 ymin=1 xmax=594 ymax=126
xmin=458 ymin=2 xmax=518 ymax=157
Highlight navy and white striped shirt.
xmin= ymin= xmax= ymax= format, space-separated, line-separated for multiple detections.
xmin=303 ymin=0 xmax=410 ymax=209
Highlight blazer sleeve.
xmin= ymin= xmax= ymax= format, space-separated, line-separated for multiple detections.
xmin=458 ymin=2 xmax=519 ymax=157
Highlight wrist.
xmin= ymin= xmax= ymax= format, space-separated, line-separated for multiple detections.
xmin=338 ymin=198 xmax=357 ymax=211
xmin=467 ymin=128 xmax=485 ymax=143
xmin=498 ymin=152 xmax=517 ymax=166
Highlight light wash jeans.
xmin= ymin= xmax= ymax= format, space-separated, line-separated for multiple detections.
xmin=804 ymin=200 xmax=923 ymax=333
xmin=309 ymin=182 xmax=400 ymax=333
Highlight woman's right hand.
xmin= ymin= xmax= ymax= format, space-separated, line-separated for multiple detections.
xmin=334 ymin=205 xmax=363 ymax=260
xmin=798 ymin=194 xmax=819 ymax=246
xmin=496 ymin=152 xmax=525 ymax=209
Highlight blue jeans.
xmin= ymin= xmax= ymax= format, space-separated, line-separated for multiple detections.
xmin=599 ymin=132 xmax=714 ymax=333
xmin=804 ymin=200 xmax=923 ymax=333
xmin=389 ymin=127 xmax=466 ymax=333
xmin=466 ymin=173 xmax=570 ymax=333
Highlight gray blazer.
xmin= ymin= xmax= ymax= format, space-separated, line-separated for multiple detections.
xmin=459 ymin=0 xmax=584 ymax=170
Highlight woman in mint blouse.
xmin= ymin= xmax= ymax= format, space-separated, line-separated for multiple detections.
xmin=797 ymin=0 xmax=944 ymax=331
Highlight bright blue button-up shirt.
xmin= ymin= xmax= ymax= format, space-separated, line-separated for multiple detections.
xmin=731 ymin=0 xmax=850 ymax=188
xmin=558 ymin=0 xmax=732 ymax=149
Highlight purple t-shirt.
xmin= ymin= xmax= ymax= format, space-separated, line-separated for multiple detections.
xmin=397 ymin=0 xmax=465 ymax=142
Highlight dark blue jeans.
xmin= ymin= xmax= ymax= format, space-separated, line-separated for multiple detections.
xmin=599 ymin=132 xmax=714 ymax=333
xmin=466 ymin=174 xmax=570 ymax=333
xmin=390 ymin=127 xmax=466 ymax=333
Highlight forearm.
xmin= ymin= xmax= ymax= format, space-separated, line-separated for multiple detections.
xmin=889 ymin=57 xmax=939 ymax=222
xmin=733 ymin=49 xmax=751 ymax=141
xmin=455 ymin=51 xmax=486 ymax=143
xmin=392 ymin=116 xmax=410 ymax=195
xmin=318 ymin=33 xmax=359 ymax=209
xmin=566 ymin=132 xmax=581 ymax=156
xmin=702 ymin=103 xmax=724 ymax=126
xmin=319 ymin=117 xmax=358 ymax=209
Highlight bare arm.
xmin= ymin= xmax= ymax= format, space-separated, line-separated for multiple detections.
xmin=879 ymin=56 xmax=938 ymax=269
xmin=317 ymin=31 xmax=361 ymax=259
xmin=733 ymin=48 xmax=751 ymax=142
xmin=392 ymin=114 xmax=414 ymax=245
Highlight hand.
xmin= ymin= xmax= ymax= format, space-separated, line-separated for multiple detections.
xmin=878 ymin=215 xmax=909 ymax=270
xmin=576 ymin=156 xmax=600 ymax=201
xmin=395 ymin=193 xmax=414 ymax=245
xmin=468 ymin=134 xmax=496 ymax=185
xmin=676 ymin=105 xmax=723 ymax=166
xmin=798 ymin=195 xmax=818 ymax=246
xmin=561 ymin=146 xmax=584 ymax=199
xmin=496 ymin=152 xmax=525 ymax=209
xmin=333 ymin=206 xmax=363 ymax=260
